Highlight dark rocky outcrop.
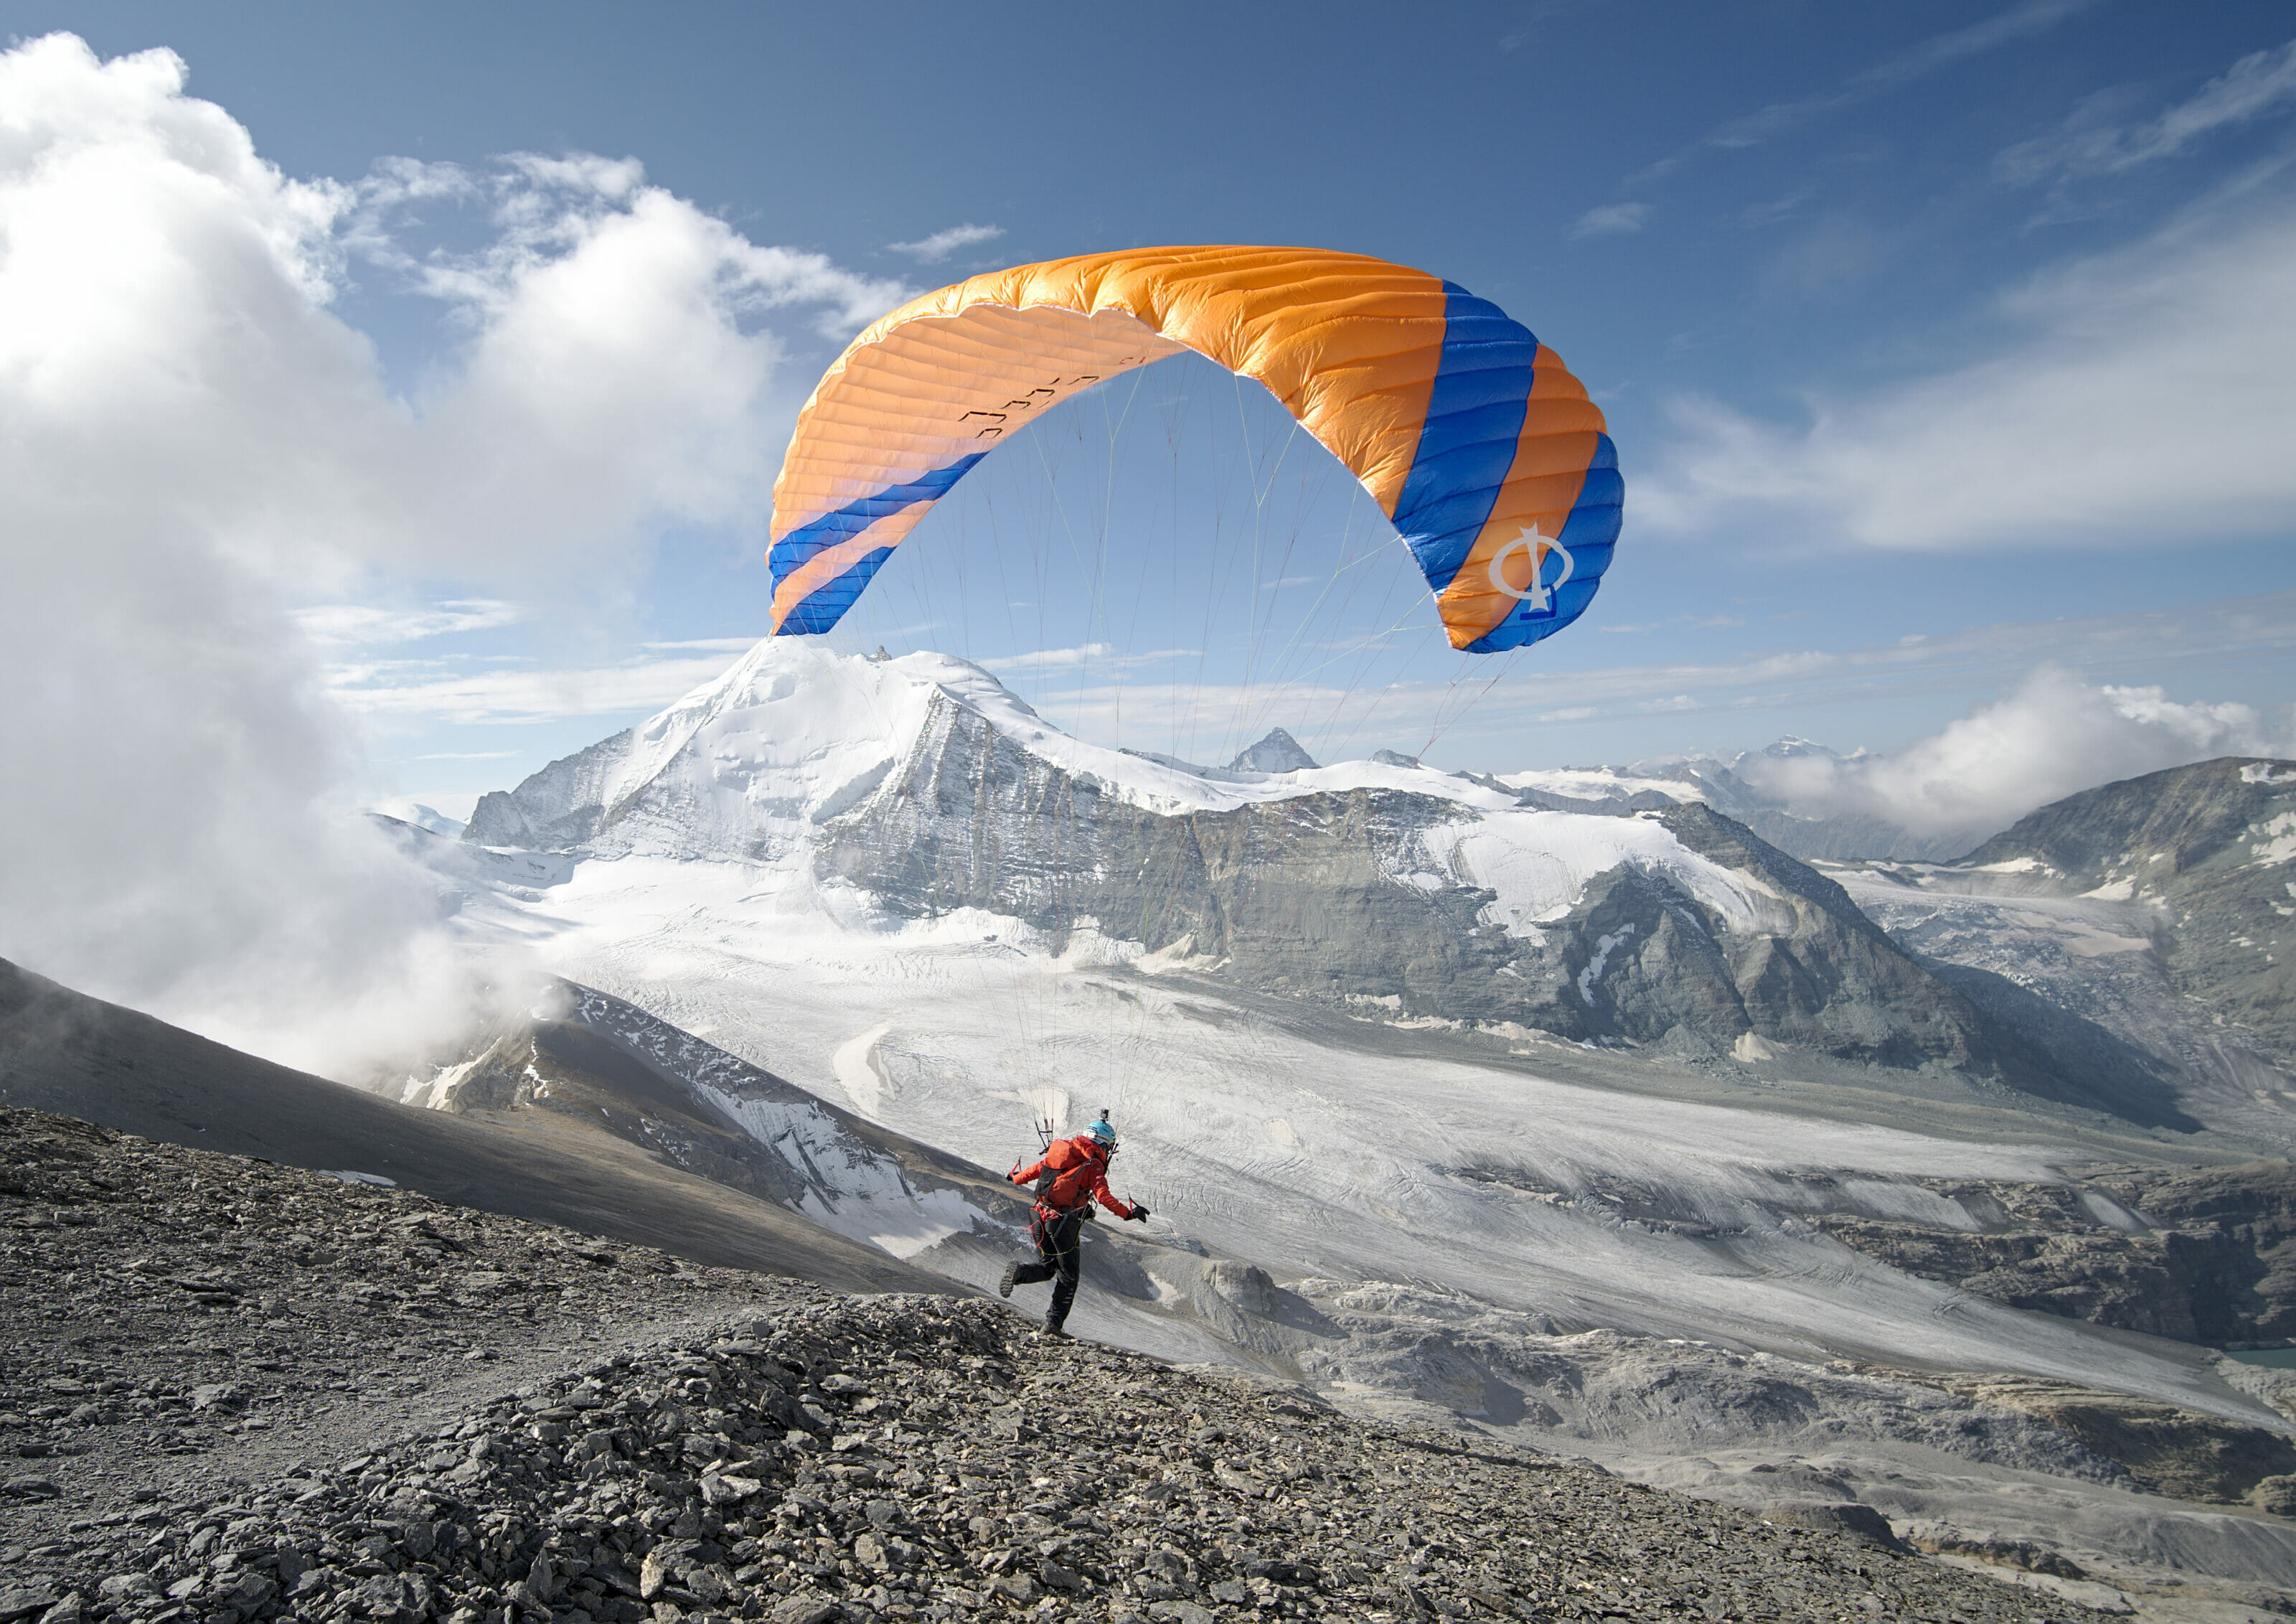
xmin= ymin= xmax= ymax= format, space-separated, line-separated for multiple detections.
xmin=1225 ymin=728 xmax=1317 ymax=774
xmin=1815 ymin=1162 xmax=2296 ymax=1347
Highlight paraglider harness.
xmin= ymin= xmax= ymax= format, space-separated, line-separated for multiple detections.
xmin=1015 ymin=1109 xmax=1116 ymax=1226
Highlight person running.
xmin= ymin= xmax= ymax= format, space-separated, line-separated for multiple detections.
xmin=999 ymin=1113 xmax=1148 ymax=1336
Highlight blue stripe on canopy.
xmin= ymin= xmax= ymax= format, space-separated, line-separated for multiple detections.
xmin=1391 ymin=283 xmax=1538 ymax=595
xmin=770 ymin=454 xmax=989 ymax=630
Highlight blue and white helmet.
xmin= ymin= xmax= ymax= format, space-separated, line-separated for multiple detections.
xmin=1086 ymin=1116 xmax=1118 ymax=1148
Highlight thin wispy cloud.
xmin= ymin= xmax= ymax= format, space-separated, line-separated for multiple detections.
xmin=887 ymin=222 xmax=1004 ymax=264
xmin=977 ymin=643 xmax=1198 ymax=675
xmin=1630 ymin=0 xmax=2097 ymax=182
xmin=1999 ymin=37 xmax=2296 ymax=185
xmin=1852 ymin=0 xmax=2097 ymax=90
xmin=1570 ymin=202 xmax=1650 ymax=240
xmin=295 ymin=600 xmax=529 ymax=645
xmin=326 ymin=649 xmax=751 ymax=726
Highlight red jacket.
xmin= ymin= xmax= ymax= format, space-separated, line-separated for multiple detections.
xmin=1012 ymin=1135 xmax=1139 ymax=1219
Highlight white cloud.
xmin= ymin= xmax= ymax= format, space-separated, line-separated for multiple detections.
xmin=0 ymin=32 xmax=905 ymax=1077
xmin=1855 ymin=0 xmax=2098 ymax=89
xmin=328 ymin=649 xmax=752 ymax=726
xmin=976 ymin=644 xmax=1202 ymax=675
xmin=886 ymin=222 xmax=1004 ymax=264
xmin=294 ymin=600 xmax=528 ymax=644
xmin=2000 ymin=38 xmax=2296 ymax=184
xmin=1639 ymin=194 xmax=2296 ymax=549
xmin=979 ymin=643 xmax=1114 ymax=671
xmin=1736 ymin=664 xmax=2295 ymax=843
xmin=1570 ymin=202 xmax=1650 ymax=239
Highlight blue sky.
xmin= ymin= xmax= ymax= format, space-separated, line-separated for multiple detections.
xmin=11 ymin=1 xmax=2296 ymax=816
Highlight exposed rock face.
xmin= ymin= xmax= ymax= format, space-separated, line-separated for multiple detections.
xmin=1813 ymin=1162 xmax=2296 ymax=1347
xmin=1954 ymin=756 xmax=2296 ymax=1066
xmin=448 ymin=639 xmax=2155 ymax=1111
xmin=1938 ymin=1375 xmax=2296 ymax=1506
xmin=463 ymin=728 xmax=639 ymax=850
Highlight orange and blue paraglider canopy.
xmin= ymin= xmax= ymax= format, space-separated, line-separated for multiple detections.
xmin=766 ymin=246 xmax=1620 ymax=654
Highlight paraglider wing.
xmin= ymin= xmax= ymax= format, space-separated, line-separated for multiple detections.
xmin=767 ymin=246 xmax=1620 ymax=652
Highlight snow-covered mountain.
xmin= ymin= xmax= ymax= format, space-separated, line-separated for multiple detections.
xmin=461 ymin=639 xmax=2084 ymax=1107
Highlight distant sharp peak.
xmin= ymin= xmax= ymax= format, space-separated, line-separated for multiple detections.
xmin=1228 ymin=727 xmax=1319 ymax=774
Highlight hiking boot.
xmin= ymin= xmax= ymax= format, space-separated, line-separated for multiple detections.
xmin=997 ymin=1262 xmax=1019 ymax=1299
xmin=1035 ymin=1323 xmax=1069 ymax=1340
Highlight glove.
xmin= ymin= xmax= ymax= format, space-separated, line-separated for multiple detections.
xmin=1127 ymin=1204 xmax=1150 ymax=1222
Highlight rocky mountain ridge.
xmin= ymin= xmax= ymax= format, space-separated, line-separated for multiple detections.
xmin=1820 ymin=757 xmax=2296 ymax=1148
xmin=1958 ymin=758 xmax=2296 ymax=1066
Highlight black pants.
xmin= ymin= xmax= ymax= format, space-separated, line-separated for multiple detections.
xmin=1010 ymin=1209 xmax=1084 ymax=1329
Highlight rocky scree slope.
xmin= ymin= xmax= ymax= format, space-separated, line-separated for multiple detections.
xmin=0 ymin=1109 xmax=2116 ymax=1624
xmin=399 ymin=972 xmax=2296 ymax=1557
xmin=0 ymin=1107 xmax=813 ymax=1539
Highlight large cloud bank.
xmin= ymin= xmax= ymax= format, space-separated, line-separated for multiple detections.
xmin=0 ymin=34 xmax=904 ymax=1077
xmin=1738 ymin=666 xmax=2296 ymax=848
xmin=1638 ymin=199 xmax=2296 ymax=551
